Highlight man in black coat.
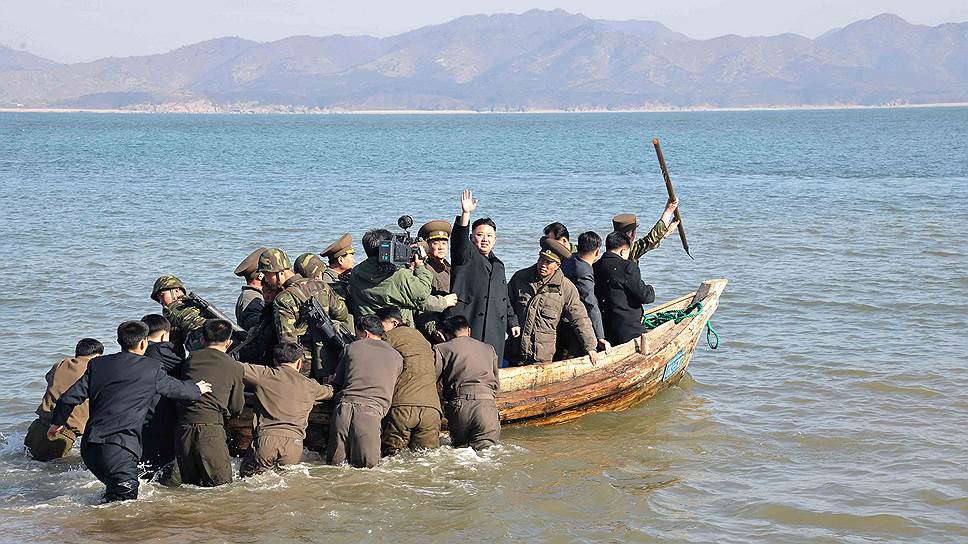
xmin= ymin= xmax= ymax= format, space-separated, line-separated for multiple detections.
xmin=49 ymin=320 xmax=211 ymax=503
xmin=560 ymin=231 xmax=609 ymax=356
xmin=445 ymin=190 xmax=520 ymax=360
xmin=593 ymin=231 xmax=656 ymax=346
xmin=140 ymin=313 xmax=182 ymax=480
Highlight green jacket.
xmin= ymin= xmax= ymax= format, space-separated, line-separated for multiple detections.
xmin=629 ymin=220 xmax=668 ymax=261
xmin=347 ymin=257 xmax=432 ymax=327
xmin=383 ymin=326 xmax=441 ymax=412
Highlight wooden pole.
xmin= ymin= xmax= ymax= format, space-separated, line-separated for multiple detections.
xmin=652 ymin=137 xmax=693 ymax=259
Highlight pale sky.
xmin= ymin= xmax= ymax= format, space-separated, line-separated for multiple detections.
xmin=2 ymin=0 xmax=967 ymax=63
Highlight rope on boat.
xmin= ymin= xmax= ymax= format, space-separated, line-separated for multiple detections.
xmin=642 ymin=302 xmax=720 ymax=350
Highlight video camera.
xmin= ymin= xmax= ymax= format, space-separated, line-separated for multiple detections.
xmin=378 ymin=215 xmax=427 ymax=267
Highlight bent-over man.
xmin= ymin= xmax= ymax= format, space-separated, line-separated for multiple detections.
xmin=506 ymin=237 xmax=598 ymax=366
xmin=239 ymin=342 xmax=334 ymax=478
xmin=376 ymin=306 xmax=441 ymax=456
xmin=24 ymin=338 xmax=103 ymax=462
xmin=433 ymin=315 xmax=501 ymax=451
xmin=48 ymin=321 xmax=210 ymax=502
xmin=175 ymin=319 xmax=245 ymax=487
xmin=327 ymin=315 xmax=403 ymax=468
xmin=151 ymin=275 xmax=207 ymax=358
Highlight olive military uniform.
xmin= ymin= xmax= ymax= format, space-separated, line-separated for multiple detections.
xmin=433 ymin=336 xmax=501 ymax=450
xmin=327 ymin=339 xmax=404 ymax=468
xmin=24 ymin=355 xmax=95 ymax=461
xmin=381 ymin=326 xmax=442 ymax=456
xmin=239 ymin=363 xmax=334 ymax=477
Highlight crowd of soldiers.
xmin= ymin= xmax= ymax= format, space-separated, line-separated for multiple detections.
xmin=23 ymin=190 xmax=679 ymax=503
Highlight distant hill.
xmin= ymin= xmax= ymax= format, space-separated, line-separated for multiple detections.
xmin=1 ymin=10 xmax=966 ymax=111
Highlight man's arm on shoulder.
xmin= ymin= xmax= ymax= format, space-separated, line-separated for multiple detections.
xmin=50 ymin=370 xmax=89 ymax=427
xmin=396 ymin=266 xmax=433 ymax=309
xmin=155 ymin=367 xmax=203 ymax=402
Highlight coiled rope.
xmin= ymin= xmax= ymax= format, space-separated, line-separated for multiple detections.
xmin=642 ymin=301 xmax=720 ymax=350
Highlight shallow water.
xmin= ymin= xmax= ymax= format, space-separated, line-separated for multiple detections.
xmin=0 ymin=109 xmax=966 ymax=542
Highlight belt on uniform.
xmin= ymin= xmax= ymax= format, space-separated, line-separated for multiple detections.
xmin=445 ymin=393 xmax=496 ymax=401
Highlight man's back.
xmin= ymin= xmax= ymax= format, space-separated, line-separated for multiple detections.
xmin=348 ymin=258 xmax=432 ymax=326
xmin=178 ymin=348 xmax=244 ymax=424
xmin=434 ymin=336 xmax=500 ymax=398
xmin=242 ymin=364 xmax=333 ymax=439
xmin=593 ymin=252 xmax=654 ymax=345
xmin=384 ymin=326 xmax=440 ymax=411
xmin=36 ymin=357 xmax=91 ymax=434
xmin=333 ymin=338 xmax=404 ymax=415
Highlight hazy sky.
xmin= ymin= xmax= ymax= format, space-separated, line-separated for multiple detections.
xmin=2 ymin=0 xmax=967 ymax=63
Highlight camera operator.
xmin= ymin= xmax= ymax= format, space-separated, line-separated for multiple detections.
xmin=347 ymin=229 xmax=433 ymax=327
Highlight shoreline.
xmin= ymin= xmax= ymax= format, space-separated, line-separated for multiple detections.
xmin=1 ymin=102 xmax=967 ymax=115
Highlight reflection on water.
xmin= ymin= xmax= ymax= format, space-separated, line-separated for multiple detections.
xmin=1 ymin=109 xmax=967 ymax=542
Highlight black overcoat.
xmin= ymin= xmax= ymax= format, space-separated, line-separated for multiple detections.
xmin=445 ymin=216 xmax=518 ymax=359
xmin=593 ymin=251 xmax=656 ymax=346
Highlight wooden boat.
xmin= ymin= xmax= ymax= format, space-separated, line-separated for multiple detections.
xmin=496 ymin=278 xmax=726 ymax=426
xmin=285 ymin=278 xmax=726 ymax=436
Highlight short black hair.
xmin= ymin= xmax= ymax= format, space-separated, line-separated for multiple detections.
xmin=273 ymin=342 xmax=304 ymax=367
xmin=75 ymin=338 xmax=104 ymax=358
xmin=356 ymin=314 xmax=385 ymax=337
xmin=141 ymin=314 xmax=171 ymax=335
xmin=605 ymin=231 xmax=632 ymax=252
xmin=577 ymin=231 xmax=602 ymax=255
xmin=117 ymin=321 xmax=149 ymax=351
xmin=441 ymin=315 xmax=471 ymax=338
xmin=362 ymin=228 xmax=393 ymax=258
xmin=375 ymin=305 xmax=404 ymax=324
xmin=202 ymin=319 xmax=233 ymax=344
xmin=472 ymin=217 xmax=497 ymax=232
xmin=543 ymin=222 xmax=569 ymax=241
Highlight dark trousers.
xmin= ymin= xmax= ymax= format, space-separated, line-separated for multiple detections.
xmin=175 ymin=423 xmax=233 ymax=487
xmin=381 ymin=405 xmax=441 ymax=456
xmin=141 ymin=396 xmax=177 ymax=478
xmin=81 ymin=442 xmax=140 ymax=502
xmin=445 ymin=396 xmax=501 ymax=451
xmin=327 ymin=401 xmax=382 ymax=468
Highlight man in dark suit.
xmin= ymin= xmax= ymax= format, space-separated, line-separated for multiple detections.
xmin=560 ymin=231 xmax=610 ymax=356
xmin=593 ymin=231 xmax=657 ymax=346
xmin=445 ymin=190 xmax=520 ymax=361
xmin=48 ymin=320 xmax=211 ymax=503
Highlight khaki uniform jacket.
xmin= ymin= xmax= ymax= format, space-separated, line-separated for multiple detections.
xmin=426 ymin=258 xmax=451 ymax=293
xmin=383 ymin=327 xmax=441 ymax=413
xmin=332 ymin=339 xmax=403 ymax=415
xmin=433 ymin=336 xmax=500 ymax=400
xmin=36 ymin=356 xmax=94 ymax=435
xmin=241 ymin=364 xmax=333 ymax=439
xmin=507 ymin=265 xmax=597 ymax=363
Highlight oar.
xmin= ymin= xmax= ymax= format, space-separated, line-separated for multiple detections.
xmin=652 ymin=137 xmax=693 ymax=260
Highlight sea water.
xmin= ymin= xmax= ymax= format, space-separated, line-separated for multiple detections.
xmin=0 ymin=108 xmax=965 ymax=542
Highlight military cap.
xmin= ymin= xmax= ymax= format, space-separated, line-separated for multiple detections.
xmin=612 ymin=213 xmax=638 ymax=234
xmin=234 ymin=247 xmax=267 ymax=279
xmin=320 ymin=233 xmax=354 ymax=259
xmin=538 ymin=236 xmax=571 ymax=264
xmin=418 ymin=220 xmax=452 ymax=242
xmin=294 ymin=252 xmax=325 ymax=280
xmin=258 ymin=248 xmax=292 ymax=273
xmin=151 ymin=275 xmax=186 ymax=302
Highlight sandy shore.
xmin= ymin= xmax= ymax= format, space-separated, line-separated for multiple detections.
xmin=1 ymin=102 xmax=967 ymax=115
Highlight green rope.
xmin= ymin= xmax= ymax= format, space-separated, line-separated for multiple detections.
xmin=642 ymin=301 xmax=720 ymax=350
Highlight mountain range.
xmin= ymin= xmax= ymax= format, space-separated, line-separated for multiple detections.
xmin=1 ymin=10 xmax=966 ymax=112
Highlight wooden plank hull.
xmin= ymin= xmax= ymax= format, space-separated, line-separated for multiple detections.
xmin=294 ymin=279 xmax=726 ymax=431
xmin=496 ymin=278 xmax=726 ymax=426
